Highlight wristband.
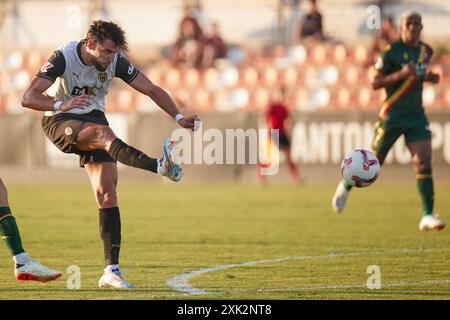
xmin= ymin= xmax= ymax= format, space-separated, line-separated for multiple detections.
xmin=175 ymin=113 xmax=184 ymax=122
xmin=54 ymin=101 xmax=63 ymax=112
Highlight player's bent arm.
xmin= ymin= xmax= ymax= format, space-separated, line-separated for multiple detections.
xmin=128 ymin=72 xmax=199 ymax=130
xmin=21 ymin=76 xmax=57 ymax=111
xmin=22 ymin=76 xmax=90 ymax=112
xmin=372 ymin=62 xmax=416 ymax=90
xmin=372 ymin=70 xmax=409 ymax=90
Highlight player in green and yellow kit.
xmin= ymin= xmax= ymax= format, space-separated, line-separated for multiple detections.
xmin=332 ymin=10 xmax=445 ymax=231
xmin=0 ymin=177 xmax=62 ymax=281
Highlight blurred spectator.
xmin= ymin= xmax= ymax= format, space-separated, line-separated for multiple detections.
xmin=180 ymin=3 xmax=203 ymax=39
xmin=277 ymin=0 xmax=302 ymax=45
xmin=201 ymin=22 xmax=227 ymax=69
xmin=370 ymin=16 xmax=399 ymax=64
xmin=373 ymin=0 xmax=390 ymax=18
xmin=294 ymin=0 xmax=324 ymax=43
xmin=259 ymin=88 xmax=300 ymax=183
xmin=171 ymin=4 xmax=204 ymax=68
xmin=184 ymin=0 xmax=209 ymax=31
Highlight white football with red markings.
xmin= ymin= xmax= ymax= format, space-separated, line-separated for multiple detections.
xmin=340 ymin=149 xmax=380 ymax=188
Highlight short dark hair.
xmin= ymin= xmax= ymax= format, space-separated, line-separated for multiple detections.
xmin=86 ymin=20 xmax=128 ymax=53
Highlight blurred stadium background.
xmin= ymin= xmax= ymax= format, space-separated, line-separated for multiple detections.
xmin=1 ymin=0 xmax=450 ymax=300
xmin=1 ymin=0 xmax=450 ymax=183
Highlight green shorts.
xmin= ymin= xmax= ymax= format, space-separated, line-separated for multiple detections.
xmin=372 ymin=113 xmax=431 ymax=159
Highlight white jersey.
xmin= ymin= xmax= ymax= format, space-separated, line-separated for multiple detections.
xmin=38 ymin=40 xmax=139 ymax=116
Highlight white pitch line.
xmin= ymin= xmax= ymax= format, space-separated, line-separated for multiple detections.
xmin=224 ymin=279 xmax=450 ymax=294
xmin=167 ymin=248 xmax=450 ymax=295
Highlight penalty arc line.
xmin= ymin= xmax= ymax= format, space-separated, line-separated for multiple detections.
xmin=167 ymin=248 xmax=450 ymax=295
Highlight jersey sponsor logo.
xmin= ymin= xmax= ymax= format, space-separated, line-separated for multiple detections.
xmin=98 ymin=72 xmax=107 ymax=82
xmin=416 ymin=63 xmax=428 ymax=77
xmin=128 ymin=65 xmax=135 ymax=75
xmin=40 ymin=61 xmax=54 ymax=73
xmin=65 ymin=127 xmax=73 ymax=136
xmin=401 ymin=62 xmax=428 ymax=77
xmin=71 ymin=85 xmax=98 ymax=96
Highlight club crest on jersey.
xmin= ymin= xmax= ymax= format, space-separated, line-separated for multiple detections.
xmin=40 ymin=62 xmax=54 ymax=73
xmin=98 ymin=72 xmax=107 ymax=83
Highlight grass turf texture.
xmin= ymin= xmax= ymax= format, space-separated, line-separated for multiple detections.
xmin=0 ymin=183 xmax=449 ymax=300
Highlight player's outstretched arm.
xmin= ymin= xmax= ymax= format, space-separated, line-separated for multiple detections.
xmin=128 ymin=72 xmax=199 ymax=131
xmin=22 ymin=76 xmax=91 ymax=112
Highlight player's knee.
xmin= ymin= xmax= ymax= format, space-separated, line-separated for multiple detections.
xmin=0 ymin=179 xmax=7 ymax=195
xmin=96 ymin=189 xmax=118 ymax=207
xmin=0 ymin=180 xmax=8 ymax=205
xmin=412 ymin=151 xmax=431 ymax=171
xmin=413 ymin=158 xmax=432 ymax=172
xmin=95 ymin=126 xmax=115 ymax=142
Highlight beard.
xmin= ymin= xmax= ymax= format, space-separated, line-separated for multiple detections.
xmin=92 ymin=58 xmax=108 ymax=71
xmin=406 ymin=32 xmax=420 ymax=43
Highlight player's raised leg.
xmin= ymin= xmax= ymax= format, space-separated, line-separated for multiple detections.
xmin=77 ymin=123 xmax=183 ymax=181
xmin=332 ymin=149 xmax=388 ymax=213
xmin=0 ymin=178 xmax=61 ymax=282
xmin=332 ymin=117 xmax=396 ymax=214
xmin=331 ymin=179 xmax=352 ymax=213
xmin=408 ymin=140 xmax=446 ymax=231
xmin=84 ymin=162 xmax=133 ymax=288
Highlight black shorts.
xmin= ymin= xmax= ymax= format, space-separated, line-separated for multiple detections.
xmin=273 ymin=133 xmax=290 ymax=148
xmin=41 ymin=110 xmax=116 ymax=167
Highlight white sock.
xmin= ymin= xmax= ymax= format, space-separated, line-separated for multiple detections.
xmin=104 ymin=264 xmax=120 ymax=273
xmin=13 ymin=252 xmax=31 ymax=265
xmin=157 ymin=157 xmax=164 ymax=174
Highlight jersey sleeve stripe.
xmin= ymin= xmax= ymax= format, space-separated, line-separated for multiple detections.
xmin=378 ymin=75 xmax=418 ymax=118
xmin=125 ymin=69 xmax=139 ymax=84
xmin=418 ymin=44 xmax=426 ymax=64
xmin=36 ymin=73 xmax=56 ymax=82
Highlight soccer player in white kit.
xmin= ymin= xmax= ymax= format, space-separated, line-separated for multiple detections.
xmin=22 ymin=20 xmax=199 ymax=288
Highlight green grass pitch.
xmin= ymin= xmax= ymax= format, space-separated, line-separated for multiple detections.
xmin=0 ymin=183 xmax=449 ymax=299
